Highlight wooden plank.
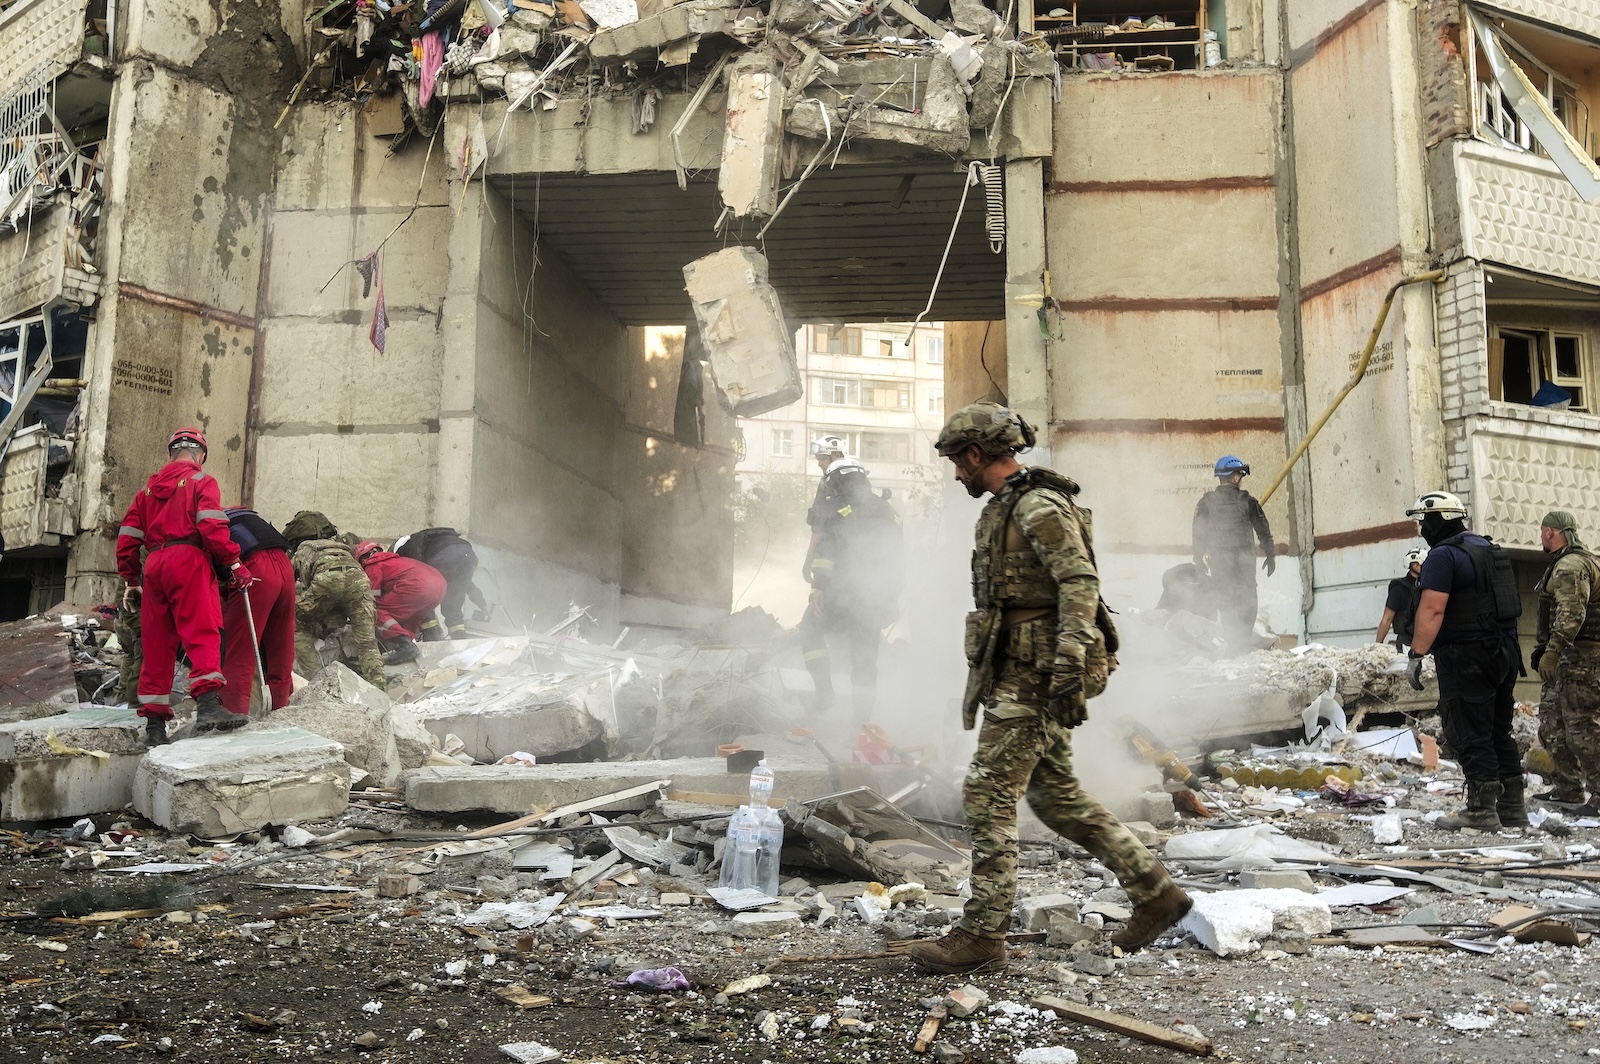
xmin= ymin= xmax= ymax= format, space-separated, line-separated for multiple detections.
xmin=1032 ymin=996 xmax=1213 ymax=1057
xmin=538 ymin=780 xmax=671 ymax=823
xmin=912 ymin=1004 xmax=946 ymax=1053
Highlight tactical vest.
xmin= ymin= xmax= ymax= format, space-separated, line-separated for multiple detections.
xmin=1388 ymin=575 xmax=1418 ymax=644
xmin=1437 ymin=532 xmax=1521 ymax=634
xmin=294 ymin=539 xmax=362 ymax=587
xmin=1537 ymin=547 xmax=1600 ymax=643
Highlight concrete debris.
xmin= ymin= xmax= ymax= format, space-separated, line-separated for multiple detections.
xmin=0 ymin=705 xmax=147 ymax=821
xmin=732 ymin=910 xmax=801 ymax=937
xmin=944 ymin=985 xmax=987 ymax=1018
xmin=131 ymin=727 xmax=351 ymax=838
xmin=719 ymin=54 xmax=784 ymax=219
xmin=273 ymin=664 xmax=430 ymax=786
xmin=682 ymin=247 xmax=802 ymax=417
xmin=779 ymin=788 xmax=969 ymax=891
xmin=1236 ymin=869 xmax=1315 ymax=892
xmin=785 ymin=55 xmax=971 ymax=154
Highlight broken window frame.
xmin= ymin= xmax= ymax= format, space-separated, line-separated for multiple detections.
xmin=1470 ymin=23 xmax=1584 ymax=155
xmin=812 ymin=326 xmax=862 ymax=357
xmin=1465 ymin=8 xmax=1600 ymax=202
xmin=860 ymin=431 xmax=912 ymax=463
xmin=1488 ymin=322 xmax=1592 ymax=412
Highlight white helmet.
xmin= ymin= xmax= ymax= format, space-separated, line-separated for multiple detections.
xmin=1405 ymin=491 xmax=1466 ymax=519
xmin=811 ymin=435 xmax=847 ymax=458
xmin=824 ymin=456 xmax=866 ymax=479
xmin=1403 ymin=547 xmax=1427 ymax=566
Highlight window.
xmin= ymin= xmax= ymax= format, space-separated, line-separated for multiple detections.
xmin=863 ymin=379 xmax=911 ymax=410
xmin=878 ymin=339 xmax=894 ymax=357
xmin=1489 ymin=325 xmax=1591 ymax=412
xmin=861 ymin=432 xmax=911 ymax=463
xmin=924 ymin=336 xmax=945 ymax=364
xmin=1472 ymin=19 xmax=1595 ymax=158
xmin=813 ymin=326 xmax=862 ymax=356
xmin=771 ymin=428 xmax=794 ymax=457
xmin=926 ymin=389 xmax=944 ymax=415
xmin=813 ymin=376 xmax=860 ymax=406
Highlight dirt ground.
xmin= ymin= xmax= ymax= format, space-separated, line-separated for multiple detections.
xmin=4 ymin=770 xmax=1599 ymax=1064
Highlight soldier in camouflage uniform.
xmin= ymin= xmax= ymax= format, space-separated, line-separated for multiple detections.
xmin=907 ymin=403 xmax=1191 ymax=975
xmin=115 ymin=595 xmax=143 ymax=706
xmin=284 ymin=511 xmax=386 ymax=687
xmin=1532 ymin=511 xmax=1600 ymax=816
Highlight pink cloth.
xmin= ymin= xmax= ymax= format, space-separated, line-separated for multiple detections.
xmin=419 ymin=30 xmax=444 ymax=108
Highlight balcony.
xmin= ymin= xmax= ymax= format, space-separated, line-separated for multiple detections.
xmin=1457 ymin=140 xmax=1600 ymax=290
xmin=0 ymin=423 xmax=75 ymax=550
xmin=1466 ymin=403 xmax=1600 ymax=552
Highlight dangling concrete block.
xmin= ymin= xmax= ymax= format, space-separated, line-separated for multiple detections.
xmin=719 ymin=53 xmax=783 ymax=219
xmin=786 ymin=55 xmax=971 ymax=154
xmin=0 ymin=705 xmax=148 ymax=821
xmin=682 ymin=246 xmax=801 ymax=417
xmin=132 ymin=727 xmax=351 ymax=838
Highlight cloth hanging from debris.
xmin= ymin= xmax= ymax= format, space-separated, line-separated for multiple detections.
xmin=368 ymin=253 xmax=389 ymax=354
xmin=1470 ymin=7 xmax=1600 ymax=202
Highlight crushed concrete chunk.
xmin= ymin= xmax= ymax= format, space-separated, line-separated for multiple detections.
xmin=944 ymin=984 xmax=987 ymax=1018
xmin=132 ymin=727 xmax=350 ymax=838
xmin=787 ymin=56 xmax=970 ymax=154
xmin=1180 ymin=888 xmax=1333 ymax=957
xmin=732 ymin=911 xmax=801 ymax=937
xmin=719 ymin=54 xmax=783 ymax=218
xmin=1237 ymin=869 xmax=1316 ymax=892
xmin=1017 ymin=893 xmax=1079 ymax=931
xmin=682 ymin=246 xmax=802 ymax=417
xmin=0 ymin=705 xmax=147 ymax=821
xmin=275 ymin=663 xmax=430 ymax=785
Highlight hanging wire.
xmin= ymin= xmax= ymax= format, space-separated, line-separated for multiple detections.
xmin=978 ymin=162 xmax=1004 ymax=253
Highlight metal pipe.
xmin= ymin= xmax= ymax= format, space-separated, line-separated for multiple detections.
xmin=1259 ymin=269 xmax=1447 ymax=505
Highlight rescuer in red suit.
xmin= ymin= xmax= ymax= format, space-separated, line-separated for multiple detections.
xmin=116 ymin=428 xmax=253 ymax=747
xmin=219 ymin=507 xmax=297 ymax=718
xmin=354 ymin=540 xmax=447 ymax=665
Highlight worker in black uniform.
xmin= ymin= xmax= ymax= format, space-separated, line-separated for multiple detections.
xmin=1405 ymin=491 xmax=1524 ymax=830
xmin=1375 ymin=547 xmax=1426 ymax=650
xmin=799 ymin=457 xmax=904 ymax=720
xmin=1191 ymin=455 xmax=1275 ymax=633
xmin=394 ymin=527 xmax=487 ymax=639
xmin=801 ymin=435 xmax=848 ymax=577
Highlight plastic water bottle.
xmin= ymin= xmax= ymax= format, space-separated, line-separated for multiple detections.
xmin=718 ymin=759 xmax=784 ymax=897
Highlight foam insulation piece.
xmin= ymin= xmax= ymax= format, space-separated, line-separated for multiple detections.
xmin=682 ymin=246 xmax=802 ymax=417
xmin=1179 ymin=888 xmax=1332 ymax=957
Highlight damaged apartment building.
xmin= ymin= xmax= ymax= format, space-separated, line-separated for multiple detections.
xmin=0 ymin=0 xmax=1598 ymax=646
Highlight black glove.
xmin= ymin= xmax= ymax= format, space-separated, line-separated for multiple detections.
xmin=1262 ymin=554 xmax=1276 ymax=576
xmin=1406 ymin=653 xmax=1425 ymax=691
xmin=1531 ymin=645 xmax=1545 ymax=671
xmin=1047 ymin=672 xmax=1087 ymax=729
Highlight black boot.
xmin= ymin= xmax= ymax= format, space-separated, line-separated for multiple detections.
xmin=145 ymin=716 xmax=171 ymax=747
xmin=193 ymin=691 xmax=247 ymax=734
xmin=382 ymin=635 xmax=420 ymax=665
xmin=1497 ymin=775 xmax=1530 ymax=828
xmin=1438 ymin=780 xmax=1503 ymax=831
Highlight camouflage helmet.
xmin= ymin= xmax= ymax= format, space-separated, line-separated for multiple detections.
xmin=935 ymin=402 xmax=1036 ymax=458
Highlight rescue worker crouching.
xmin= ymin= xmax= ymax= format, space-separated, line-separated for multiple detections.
xmin=1531 ymin=511 xmax=1600 ymax=815
xmin=394 ymin=527 xmax=486 ymax=640
xmin=906 ymin=402 xmax=1190 ymax=975
xmin=116 ymin=428 xmax=253 ymax=746
xmin=798 ymin=456 xmax=904 ymax=720
xmin=1405 ymin=491 xmax=1525 ymax=830
xmin=355 ymin=540 xmax=448 ymax=665
xmin=284 ymin=511 xmax=386 ymax=686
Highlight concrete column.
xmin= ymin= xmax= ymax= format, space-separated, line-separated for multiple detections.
xmin=1003 ymin=158 xmax=1049 ymax=463
xmin=435 ymin=177 xmax=486 ymax=532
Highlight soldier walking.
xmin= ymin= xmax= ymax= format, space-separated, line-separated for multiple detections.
xmin=907 ymin=403 xmax=1191 ymax=974
xmin=1192 ymin=455 xmax=1275 ymax=633
xmin=1532 ymin=511 xmax=1600 ymax=814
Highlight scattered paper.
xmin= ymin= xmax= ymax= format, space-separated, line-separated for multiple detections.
xmin=707 ymin=886 xmax=777 ymax=911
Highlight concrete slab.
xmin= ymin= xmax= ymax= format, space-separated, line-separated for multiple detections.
xmin=411 ymin=671 xmax=613 ymax=764
xmin=403 ymin=756 xmax=857 ymax=815
xmin=132 ymin=727 xmax=351 ymax=838
xmin=275 ymin=664 xmax=433 ymax=784
xmin=682 ymin=246 xmax=802 ymax=417
xmin=0 ymin=705 xmax=147 ymax=821
xmin=0 ymin=615 xmax=81 ymax=723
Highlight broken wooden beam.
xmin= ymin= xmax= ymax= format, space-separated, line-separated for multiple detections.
xmin=913 ymin=1004 xmax=947 ymax=1053
xmin=1032 ymin=996 xmax=1213 ymax=1057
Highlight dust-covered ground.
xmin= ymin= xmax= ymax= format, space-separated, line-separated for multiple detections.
xmin=4 ymin=755 xmax=1599 ymax=1064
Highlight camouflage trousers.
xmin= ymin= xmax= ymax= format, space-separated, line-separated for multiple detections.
xmin=959 ymin=654 xmax=1171 ymax=940
xmin=1554 ymin=644 xmax=1600 ymax=797
xmin=1538 ymin=681 xmax=1582 ymax=797
xmin=115 ymin=599 xmax=142 ymax=706
xmin=295 ymin=564 xmax=385 ymax=687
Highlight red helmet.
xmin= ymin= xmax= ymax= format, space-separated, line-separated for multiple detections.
xmin=354 ymin=540 xmax=382 ymax=563
xmin=168 ymin=427 xmax=207 ymax=454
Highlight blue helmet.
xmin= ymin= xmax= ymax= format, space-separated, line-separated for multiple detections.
xmin=1214 ymin=455 xmax=1250 ymax=478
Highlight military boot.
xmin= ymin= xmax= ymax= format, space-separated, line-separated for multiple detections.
xmin=193 ymin=691 xmax=247 ymax=734
xmin=1111 ymin=882 xmax=1193 ymax=950
xmin=145 ymin=716 xmax=171 ymax=747
xmin=1497 ymin=775 xmax=1530 ymax=828
xmin=382 ymin=635 xmax=420 ymax=665
xmin=1437 ymin=780 xmax=1503 ymax=831
xmin=906 ymin=927 xmax=1006 ymax=974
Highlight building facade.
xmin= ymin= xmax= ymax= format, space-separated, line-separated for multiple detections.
xmin=736 ymin=323 xmax=947 ymax=504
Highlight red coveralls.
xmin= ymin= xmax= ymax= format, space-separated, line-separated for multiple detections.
xmin=360 ymin=550 xmax=448 ymax=641
xmin=115 ymin=461 xmax=239 ymax=720
xmin=221 ymin=547 xmax=296 ymax=715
